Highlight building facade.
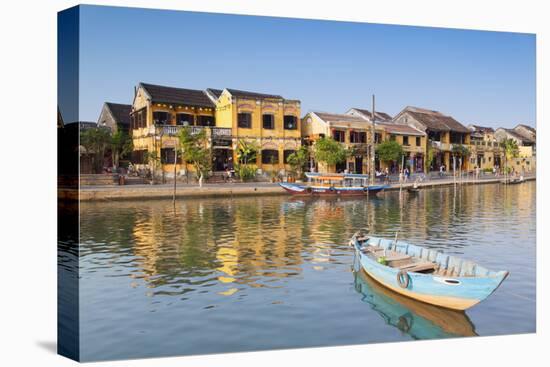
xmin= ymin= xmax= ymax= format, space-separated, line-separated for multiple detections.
xmin=97 ymin=102 xmax=132 ymax=133
xmin=301 ymin=111 xmax=426 ymax=174
xmin=210 ymin=88 xmax=302 ymax=173
xmin=467 ymin=125 xmax=504 ymax=170
xmin=495 ymin=125 xmax=536 ymax=172
xmin=392 ymin=106 xmax=471 ymax=171
xmin=130 ymin=82 xmax=223 ymax=175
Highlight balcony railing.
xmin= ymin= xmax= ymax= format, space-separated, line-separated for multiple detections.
xmin=212 ymin=127 xmax=232 ymax=137
xmin=146 ymin=125 xmax=232 ymax=138
xmin=471 ymin=140 xmax=503 ymax=151
xmin=430 ymin=141 xmax=451 ymax=150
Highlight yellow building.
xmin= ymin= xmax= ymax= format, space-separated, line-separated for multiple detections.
xmin=468 ymin=125 xmax=504 ymax=171
xmin=301 ymin=111 xmax=426 ymax=174
xmin=392 ymin=106 xmax=471 ymax=171
xmin=376 ymin=122 xmax=427 ymax=173
xmin=208 ymin=88 xmax=302 ymax=174
xmin=494 ymin=126 xmax=536 ymax=172
xmin=130 ymin=82 xmax=228 ymax=176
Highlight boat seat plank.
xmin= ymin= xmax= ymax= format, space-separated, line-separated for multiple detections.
xmin=399 ymin=261 xmax=437 ymax=273
xmin=385 ymin=254 xmax=411 ymax=262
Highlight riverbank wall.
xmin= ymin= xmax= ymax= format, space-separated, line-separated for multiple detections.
xmin=59 ymin=175 xmax=536 ymax=202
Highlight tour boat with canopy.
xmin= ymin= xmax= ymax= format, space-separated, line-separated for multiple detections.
xmin=279 ymin=172 xmax=389 ymax=196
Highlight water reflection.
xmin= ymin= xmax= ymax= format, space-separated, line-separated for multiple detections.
xmin=75 ymin=181 xmax=535 ymax=360
xmin=353 ymin=270 xmax=477 ymax=339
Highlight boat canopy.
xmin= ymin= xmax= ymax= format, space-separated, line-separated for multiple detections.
xmin=305 ymin=172 xmax=370 ymax=180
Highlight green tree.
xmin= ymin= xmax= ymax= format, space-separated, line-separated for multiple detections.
xmin=144 ymin=150 xmax=160 ymax=182
xmin=313 ymin=137 xmax=347 ymax=168
xmin=425 ymin=145 xmax=434 ymax=172
xmin=178 ymin=126 xmax=212 ymax=187
xmin=234 ymin=139 xmax=259 ymax=182
xmin=80 ymin=127 xmax=111 ymax=173
xmin=502 ymin=138 xmax=519 ymax=177
xmin=286 ymin=145 xmax=310 ymax=178
xmin=110 ymin=130 xmax=133 ymax=169
xmin=451 ymin=144 xmax=470 ymax=158
xmin=376 ymin=140 xmax=404 ymax=165
xmin=451 ymin=144 xmax=470 ymax=171
xmin=236 ymin=139 xmax=258 ymax=165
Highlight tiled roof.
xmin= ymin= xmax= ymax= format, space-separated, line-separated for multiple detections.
xmin=502 ymin=128 xmax=535 ymax=144
xmin=404 ymin=106 xmax=469 ymax=133
xmin=226 ymin=88 xmax=283 ymax=100
xmin=515 ymin=124 xmax=536 ymax=134
xmin=313 ymin=111 xmax=369 ymax=124
xmin=105 ymin=102 xmax=131 ymax=126
xmin=350 ymin=108 xmax=392 ymax=121
xmin=469 ymin=124 xmax=495 ymax=134
xmin=206 ymin=88 xmax=223 ymax=99
xmin=377 ymin=122 xmax=425 ymax=136
xmin=140 ymin=82 xmax=215 ymax=108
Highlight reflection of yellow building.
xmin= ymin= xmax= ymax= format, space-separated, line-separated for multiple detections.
xmin=206 ymin=88 xmax=302 ymax=173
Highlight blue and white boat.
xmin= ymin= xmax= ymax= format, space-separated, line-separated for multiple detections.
xmin=350 ymin=229 xmax=509 ymax=310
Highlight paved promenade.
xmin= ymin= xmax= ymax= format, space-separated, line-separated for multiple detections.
xmin=60 ymin=173 xmax=536 ymax=202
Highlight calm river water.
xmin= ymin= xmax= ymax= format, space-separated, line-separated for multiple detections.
xmin=73 ymin=181 xmax=536 ymax=361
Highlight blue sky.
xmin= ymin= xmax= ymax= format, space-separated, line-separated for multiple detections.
xmin=69 ymin=5 xmax=535 ymax=128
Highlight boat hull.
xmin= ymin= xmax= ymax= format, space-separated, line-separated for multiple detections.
xmin=352 ymin=236 xmax=509 ymax=310
xmin=279 ymin=182 xmax=388 ymax=196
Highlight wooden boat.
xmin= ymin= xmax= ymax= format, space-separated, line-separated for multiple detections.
xmin=350 ymin=230 xmax=509 ymax=310
xmin=279 ymin=173 xmax=389 ymax=196
xmin=501 ymin=177 xmax=524 ymax=185
xmin=354 ymin=270 xmax=477 ymax=338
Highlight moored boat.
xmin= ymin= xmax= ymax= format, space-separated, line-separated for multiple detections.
xmin=350 ymin=229 xmax=509 ymax=310
xmin=501 ymin=177 xmax=524 ymax=185
xmin=279 ymin=173 xmax=389 ymax=196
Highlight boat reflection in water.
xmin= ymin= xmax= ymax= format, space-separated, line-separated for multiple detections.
xmin=354 ymin=270 xmax=477 ymax=339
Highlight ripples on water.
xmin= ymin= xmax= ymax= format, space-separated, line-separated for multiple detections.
xmin=73 ymin=182 xmax=536 ymax=361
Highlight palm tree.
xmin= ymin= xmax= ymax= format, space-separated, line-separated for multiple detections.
xmin=234 ymin=139 xmax=259 ymax=182
xmin=236 ymin=139 xmax=258 ymax=165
